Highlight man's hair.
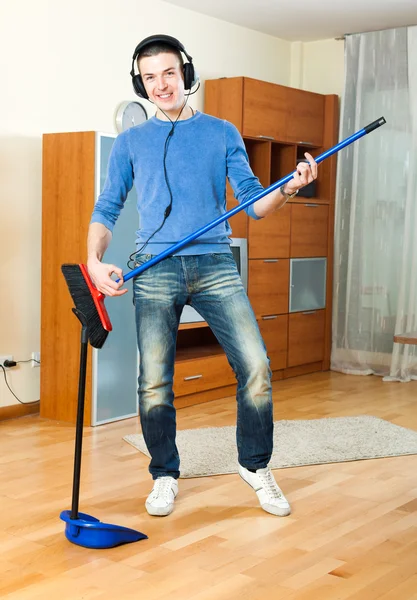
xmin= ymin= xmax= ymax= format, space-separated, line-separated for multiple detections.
xmin=137 ymin=43 xmax=184 ymax=70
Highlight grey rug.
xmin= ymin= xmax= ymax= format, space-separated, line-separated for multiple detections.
xmin=123 ymin=416 xmax=417 ymax=479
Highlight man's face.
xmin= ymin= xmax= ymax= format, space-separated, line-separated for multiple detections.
xmin=139 ymin=52 xmax=185 ymax=116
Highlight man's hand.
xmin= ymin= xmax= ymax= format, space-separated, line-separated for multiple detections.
xmin=284 ymin=152 xmax=318 ymax=196
xmin=87 ymin=258 xmax=128 ymax=297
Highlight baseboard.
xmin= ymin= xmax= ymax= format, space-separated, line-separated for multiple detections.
xmin=0 ymin=401 xmax=40 ymax=422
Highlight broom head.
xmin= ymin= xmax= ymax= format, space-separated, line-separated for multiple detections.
xmin=61 ymin=264 xmax=112 ymax=349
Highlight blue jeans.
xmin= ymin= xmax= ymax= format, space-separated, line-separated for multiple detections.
xmin=133 ymin=253 xmax=273 ymax=479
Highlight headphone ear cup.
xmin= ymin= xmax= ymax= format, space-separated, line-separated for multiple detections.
xmin=183 ymin=62 xmax=196 ymax=91
xmin=132 ymin=74 xmax=148 ymax=99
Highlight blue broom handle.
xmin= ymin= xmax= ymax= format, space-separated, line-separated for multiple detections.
xmin=122 ymin=117 xmax=386 ymax=283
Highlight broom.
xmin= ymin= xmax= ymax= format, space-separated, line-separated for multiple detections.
xmin=62 ymin=116 xmax=386 ymax=346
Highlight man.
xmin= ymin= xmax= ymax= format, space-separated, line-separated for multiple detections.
xmin=87 ymin=34 xmax=317 ymax=517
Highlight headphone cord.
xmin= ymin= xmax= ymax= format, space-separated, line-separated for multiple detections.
xmin=127 ymin=94 xmax=193 ymax=269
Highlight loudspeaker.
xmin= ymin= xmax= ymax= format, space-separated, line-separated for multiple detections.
xmin=130 ymin=34 xmax=198 ymax=99
xmin=296 ymin=158 xmax=317 ymax=198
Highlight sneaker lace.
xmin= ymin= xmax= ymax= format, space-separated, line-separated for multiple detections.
xmin=153 ymin=477 xmax=173 ymax=501
xmin=259 ymin=470 xmax=283 ymax=499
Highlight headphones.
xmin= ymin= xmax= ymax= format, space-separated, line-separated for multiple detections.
xmin=130 ymin=34 xmax=198 ymax=99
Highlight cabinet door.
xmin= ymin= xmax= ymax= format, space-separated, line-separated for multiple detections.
xmin=243 ymin=78 xmax=288 ymax=141
xmin=249 ymin=202 xmax=291 ymax=259
xmin=290 ymin=258 xmax=327 ymax=313
xmin=258 ymin=315 xmax=288 ymax=371
xmin=287 ymin=310 xmax=325 ymax=367
xmin=290 ymin=203 xmax=329 ymax=257
xmin=93 ymin=135 xmax=139 ymax=425
xmin=286 ymin=88 xmax=325 ymax=146
xmin=248 ymin=259 xmax=289 ymax=317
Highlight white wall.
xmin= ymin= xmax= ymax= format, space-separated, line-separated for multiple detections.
xmin=0 ymin=1 xmax=345 ymax=409
xmin=0 ymin=0 xmax=295 ymax=408
xmin=291 ymin=38 xmax=345 ymax=97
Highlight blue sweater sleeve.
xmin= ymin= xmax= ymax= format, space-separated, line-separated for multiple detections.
xmin=225 ymin=122 xmax=263 ymax=220
xmin=90 ymin=133 xmax=134 ymax=232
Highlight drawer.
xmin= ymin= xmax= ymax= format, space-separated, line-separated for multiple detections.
xmin=248 ymin=259 xmax=289 ymax=318
xmin=291 ymin=203 xmax=329 ymax=257
xmin=287 ymin=310 xmax=325 ymax=367
xmin=174 ymin=353 xmax=235 ymax=397
xmin=258 ymin=314 xmax=288 ymax=371
xmin=249 ymin=202 xmax=291 ymax=259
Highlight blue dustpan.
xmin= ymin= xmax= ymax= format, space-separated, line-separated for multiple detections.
xmin=60 ymin=310 xmax=148 ymax=549
xmin=60 ymin=510 xmax=147 ymax=549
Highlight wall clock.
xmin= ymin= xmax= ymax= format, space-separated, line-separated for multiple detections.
xmin=115 ymin=101 xmax=148 ymax=133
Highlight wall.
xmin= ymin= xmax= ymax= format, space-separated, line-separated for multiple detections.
xmin=0 ymin=0 xmax=294 ymax=408
xmin=291 ymin=38 xmax=345 ymax=97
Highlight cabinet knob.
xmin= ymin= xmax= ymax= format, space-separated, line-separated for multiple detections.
xmin=184 ymin=374 xmax=203 ymax=381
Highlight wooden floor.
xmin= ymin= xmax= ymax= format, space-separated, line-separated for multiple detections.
xmin=1 ymin=371 xmax=417 ymax=600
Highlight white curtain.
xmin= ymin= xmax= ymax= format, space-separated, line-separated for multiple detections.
xmin=331 ymin=26 xmax=417 ymax=382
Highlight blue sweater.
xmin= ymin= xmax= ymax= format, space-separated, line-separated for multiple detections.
xmin=91 ymin=111 xmax=263 ymax=255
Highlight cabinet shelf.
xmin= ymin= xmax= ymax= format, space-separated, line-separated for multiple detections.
xmin=176 ymin=344 xmax=224 ymax=362
xmin=290 ymin=197 xmax=330 ymax=205
xmin=179 ymin=321 xmax=210 ymax=331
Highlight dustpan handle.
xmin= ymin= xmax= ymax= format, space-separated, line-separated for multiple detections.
xmin=70 ymin=309 xmax=89 ymax=520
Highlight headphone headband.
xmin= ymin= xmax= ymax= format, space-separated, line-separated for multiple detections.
xmin=131 ymin=34 xmax=193 ymax=65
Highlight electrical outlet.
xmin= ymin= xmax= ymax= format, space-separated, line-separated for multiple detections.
xmin=0 ymin=355 xmax=13 ymax=368
xmin=31 ymin=352 xmax=41 ymax=368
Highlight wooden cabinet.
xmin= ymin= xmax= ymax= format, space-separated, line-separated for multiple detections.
xmin=205 ymin=76 xmax=326 ymax=146
xmin=41 ymin=132 xmax=139 ymax=426
xmin=41 ymin=74 xmax=339 ymax=421
xmin=205 ymin=76 xmax=339 ymax=384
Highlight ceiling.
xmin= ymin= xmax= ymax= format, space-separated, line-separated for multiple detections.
xmin=164 ymin=0 xmax=417 ymax=42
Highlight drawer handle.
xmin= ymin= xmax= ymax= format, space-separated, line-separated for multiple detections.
xmin=297 ymin=141 xmax=315 ymax=146
xmin=262 ymin=315 xmax=278 ymax=320
xmin=184 ymin=374 xmax=203 ymax=381
xmin=304 ymin=203 xmax=319 ymax=207
xmin=257 ymin=135 xmax=275 ymax=140
xmin=302 ymin=311 xmax=317 ymax=315
xmin=263 ymin=259 xmax=279 ymax=263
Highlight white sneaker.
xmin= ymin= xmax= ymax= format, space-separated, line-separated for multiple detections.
xmin=238 ymin=465 xmax=291 ymax=516
xmin=145 ymin=476 xmax=178 ymax=517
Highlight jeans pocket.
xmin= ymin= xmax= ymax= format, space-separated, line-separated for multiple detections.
xmin=211 ymin=252 xmax=235 ymax=264
xmin=134 ymin=253 xmax=152 ymax=267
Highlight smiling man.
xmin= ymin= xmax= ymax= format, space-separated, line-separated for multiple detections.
xmin=87 ymin=34 xmax=317 ymax=518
